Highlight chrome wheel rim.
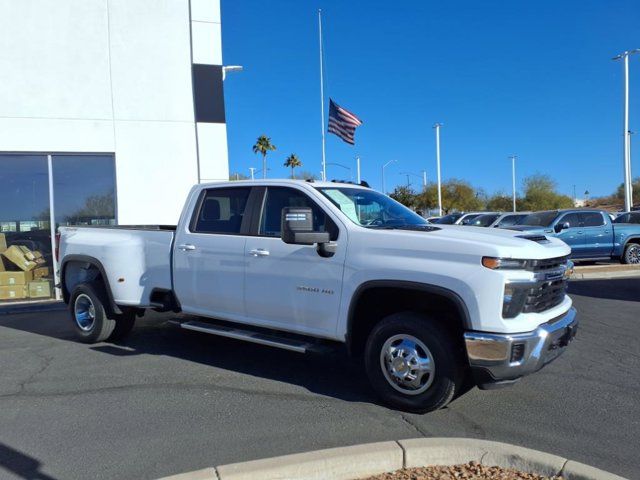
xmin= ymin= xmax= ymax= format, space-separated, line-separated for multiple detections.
xmin=627 ymin=245 xmax=640 ymax=264
xmin=380 ymin=334 xmax=435 ymax=395
xmin=74 ymin=294 xmax=96 ymax=332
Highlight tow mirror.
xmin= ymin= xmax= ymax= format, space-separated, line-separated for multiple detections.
xmin=280 ymin=207 xmax=328 ymax=242
xmin=554 ymin=222 xmax=570 ymax=233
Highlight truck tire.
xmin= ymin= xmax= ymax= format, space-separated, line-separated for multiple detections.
xmin=364 ymin=312 xmax=465 ymax=413
xmin=108 ymin=309 xmax=136 ymax=341
xmin=622 ymin=243 xmax=640 ymax=264
xmin=69 ymin=283 xmax=117 ymax=343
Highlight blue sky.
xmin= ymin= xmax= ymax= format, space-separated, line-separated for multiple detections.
xmin=221 ymin=0 xmax=640 ymax=198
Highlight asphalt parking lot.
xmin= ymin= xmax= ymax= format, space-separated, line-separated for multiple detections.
xmin=0 ymin=278 xmax=638 ymax=480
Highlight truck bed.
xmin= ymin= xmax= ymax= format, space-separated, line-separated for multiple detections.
xmin=59 ymin=226 xmax=175 ymax=307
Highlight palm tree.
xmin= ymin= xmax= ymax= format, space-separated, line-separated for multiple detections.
xmin=252 ymin=135 xmax=276 ymax=179
xmin=284 ymin=153 xmax=302 ymax=179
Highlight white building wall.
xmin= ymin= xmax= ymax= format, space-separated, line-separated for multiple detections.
xmin=0 ymin=0 xmax=228 ymax=225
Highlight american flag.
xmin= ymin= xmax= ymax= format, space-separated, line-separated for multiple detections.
xmin=328 ymin=99 xmax=363 ymax=145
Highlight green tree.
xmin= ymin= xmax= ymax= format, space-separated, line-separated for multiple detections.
xmin=520 ymin=174 xmax=573 ymax=211
xmin=389 ymin=185 xmax=417 ymax=208
xmin=417 ymin=179 xmax=483 ymax=213
xmin=295 ymin=170 xmax=319 ymax=180
xmin=615 ymin=177 xmax=640 ymax=205
xmin=486 ymin=192 xmax=514 ymax=211
xmin=252 ymin=135 xmax=276 ymax=179
xmin=283 ymin=153 xmax=302 ymax=179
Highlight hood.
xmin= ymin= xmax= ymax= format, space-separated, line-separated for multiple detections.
xmin=358 ymin=224 xmax=571 ymax=261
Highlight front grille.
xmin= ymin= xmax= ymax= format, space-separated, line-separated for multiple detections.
xmin=522 ymin=279 xmax=567 ymax=313
xmin=527 ymin=255 xmax=569 ymax=272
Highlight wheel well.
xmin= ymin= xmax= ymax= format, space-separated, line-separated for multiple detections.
xmin=61 ymin=258 xmax=120 ymax=314
xmin=347 ymin=285 xmax=468 ymax=357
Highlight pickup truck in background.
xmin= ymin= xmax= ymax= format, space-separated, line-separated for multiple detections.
xmin=511 ymin=209 xmax=640 ymax=264
xmin=58 ymin=180 xmax=578 ymax=413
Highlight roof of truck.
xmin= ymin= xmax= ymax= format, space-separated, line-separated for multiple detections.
xmin=199 ymin=179 xmax=372 ymax=189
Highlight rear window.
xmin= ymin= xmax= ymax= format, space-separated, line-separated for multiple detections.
xmin=582 ymin=212 xmax=604 ymax=227
xmin=192 ymin=187 xmax=251 ymax=234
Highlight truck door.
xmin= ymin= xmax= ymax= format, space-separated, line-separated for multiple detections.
xmin=554 ymin=212 xmax=585 ymax=257
xmin=244 ymin=186 xmax=346 ymax=337
xmin=173 ymin=186 xmax=252 ymax=320
xmin=580 ymin=212 xmax=611 ymax=258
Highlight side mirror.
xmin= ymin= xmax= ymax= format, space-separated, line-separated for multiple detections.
xmin=281 ymin=207 xmax=330 ymax=245
xmin=554 ymin=222 xmax=570 ymax=233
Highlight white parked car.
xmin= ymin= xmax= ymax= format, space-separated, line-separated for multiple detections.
xmin=58 ymin=180 xmax=577 ymax=413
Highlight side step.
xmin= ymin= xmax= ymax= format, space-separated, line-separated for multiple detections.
xmin=178 ymin=320 xmax=316 ymax=354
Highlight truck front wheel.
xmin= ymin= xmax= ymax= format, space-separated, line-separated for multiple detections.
xmin=364 ymin=312 xmax=465 ymax=413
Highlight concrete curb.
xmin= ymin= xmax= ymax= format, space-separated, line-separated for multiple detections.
xmin=571 ymin=264 xmax=640 ymax=280
xmin=0 ymin=300 xmax=65 ymax=316
xmin=158 ymin=438 xmax=628 ymax=480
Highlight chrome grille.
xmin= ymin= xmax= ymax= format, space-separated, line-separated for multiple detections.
xmin=527 ymin=255 xmax=569 ymax=272
xmin=522 ymin=278 xmax=568 ymax=313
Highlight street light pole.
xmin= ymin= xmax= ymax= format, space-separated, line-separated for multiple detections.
xmin=509 ymin=155 xmax=517 ymax=212
xmin=422 ymin=170 xmax=427 ymax=188
xmin=356 ymin=155 xmax=361 ymax=184
xmin=382 ymin=159 xmax=397 ymax=195
xmin=614 ymin=49 xmax=640 ymax=211
xmin=433 ymin=123 xmax=443 ymax=216
xmin=249 ymin=167 xmax=257 ymax=180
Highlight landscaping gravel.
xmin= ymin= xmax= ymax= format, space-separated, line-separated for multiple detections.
xmin=360 ymin=462 xmax=563 ymax=480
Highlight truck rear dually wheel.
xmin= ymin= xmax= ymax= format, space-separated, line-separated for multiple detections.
xmin=364 ymin=312 xmax=465 ymax=413
xmin=69 ymin=283 xmax=135 ymax=343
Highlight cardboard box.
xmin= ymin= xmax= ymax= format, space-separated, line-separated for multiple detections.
xmin=0 ymin=233 xmax=7 ymax=252
xmin=0 ymin=285 xmax=27 ymax=300
xmin=28 ymin=280 xmax=53 ymax=299
xmin=0 ymin=271 xmax=33 ymax=286
xmin=32 ymin=267 xmax=50 ymax=280
xmin=0 ymin=256 xmax=6 ymax=272
xmin=1 ymin=245 xmax=37 ymax=271
xmin=18 ymin=245 xmax=36 ymax=261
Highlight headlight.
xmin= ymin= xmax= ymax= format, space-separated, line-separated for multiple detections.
xmin=482 ymin=257 xmax=528 ymax=270
xmin=502 ymin=283 xmax=529 ymax=318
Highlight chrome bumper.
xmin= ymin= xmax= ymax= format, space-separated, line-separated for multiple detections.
xmin=463 ymin=307 xmax=578 ymax=388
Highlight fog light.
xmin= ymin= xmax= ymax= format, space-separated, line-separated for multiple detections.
xmin=510 ymin=343 xmax=525 ymax=363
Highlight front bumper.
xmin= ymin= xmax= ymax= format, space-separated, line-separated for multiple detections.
xmin=463 ymin=307 xmax=578 ymax=389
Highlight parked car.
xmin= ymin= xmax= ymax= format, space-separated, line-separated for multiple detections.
xmin=59 ymin=180 xmax=578 ymax=413
xmin=469 ymin=212 xmax=531 ymax=228
xmin=613 ymin=211 xmax=640 ymax=224
xmin=511 ymin=209 xmax=640 ymax=263
xmin=434 ymin=212 xmax=498 ymax=225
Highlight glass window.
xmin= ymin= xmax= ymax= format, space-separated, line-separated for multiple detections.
xmin=522 ymin=211 xmax=559 ymax=227
xmin=558 ymin=213 xmax=582 ymax=228
xmin=318 ymin=187 xmax=427 ymax=228
xmin=434 ymin=213 xmax=463 ymax=224
xmin=460 ymin=214 xmax=481 ymax=225
xmin=0 ymin=155 xmax=53 ymax=303
xmin=193 ymin=187 xmax=250 ymax=234
xmin=260 ymin=187 xmax=338 ymax=239
xmin=613 ymin=213 xmax=630 ymax=224
xmin=52 ymin=155 xmax=116 ymax=228
xmin=498 ymin=214 xmax=527 ymax=227
xmin=581 ymin=212 xmax=605 ymax=227
xmin=470 ymin=214 xmax=500 ymax=227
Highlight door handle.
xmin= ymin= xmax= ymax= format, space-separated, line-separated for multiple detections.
xmin=249 ymin=248 xmax=270 ymax=257
xmin=178 ymin=244 xmax=196 ymax=251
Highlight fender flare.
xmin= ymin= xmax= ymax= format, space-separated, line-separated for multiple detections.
xmin=60 ymin=255 xmax=122 ymax=314
xmin=345 ymin=280 xmax=472 ymax=346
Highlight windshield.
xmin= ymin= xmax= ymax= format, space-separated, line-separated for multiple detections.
xmin=521 ymin=210 xmax=559 ymax=227
xmin=614 ymin=212 xmax=640 ymax=224
xmin=460 ymin=213 xmax=482 ymax=225
xmin=434 ymin=213 xmax=463 ymax=224
xmin=471 ymin=214 xmax=500 ymax=227
xmin=317 ymin=187 xmax=428 ymax=228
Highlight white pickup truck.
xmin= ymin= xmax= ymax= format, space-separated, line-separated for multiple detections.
xmin=58 ymin=179 xmax=577 ymax=412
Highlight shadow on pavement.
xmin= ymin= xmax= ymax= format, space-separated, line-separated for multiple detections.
xmin=0 ymin=310 xmax=381 ymax=407
xmin=0 ymin=443 xmax=57 ymax=480
xmin=569 ymin=277 xmax=640 ymax=302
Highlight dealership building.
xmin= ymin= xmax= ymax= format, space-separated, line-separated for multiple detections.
xmin=0 ymin=0 xmax=229 ymax=303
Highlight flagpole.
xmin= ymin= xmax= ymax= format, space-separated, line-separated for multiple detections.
xmin=319 ymin=9 xmax=327 ymax=181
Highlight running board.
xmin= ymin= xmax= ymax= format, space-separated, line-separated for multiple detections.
xmin=178 ymin=320 xmax=315 ymax=353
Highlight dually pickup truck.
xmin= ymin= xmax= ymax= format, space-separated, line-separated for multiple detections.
xmin=512 ymin=209 xmax=640 ymax=263
xmin=59 ymin=180 xmax=578 ymax=412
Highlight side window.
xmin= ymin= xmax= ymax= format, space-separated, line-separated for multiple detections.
xmin=581 ymin=212 xmax=605 ymax=227
xmin=498 ymin=215 xmax=518 ymax=227
xmin=559 ymin=213 xmax=582 ymax=228
xmin=259 ymin=187 xmax=338 ymax=240
xmin=192 ymin=187 xmax=251 ymax=234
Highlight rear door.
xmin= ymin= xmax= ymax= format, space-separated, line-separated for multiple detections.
xmin=580 ymin=211 xmax=611 ymax=258
xmin=554 ymin=212 xmax=585 ymax=257
xmin=243 ymin=186 xmax=346 ymax=337
xmin=173 ymin=186 xmax=254 ymax=320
